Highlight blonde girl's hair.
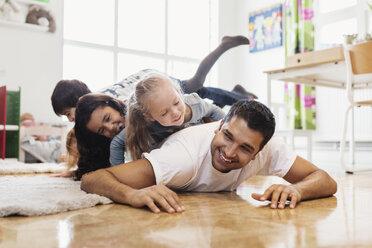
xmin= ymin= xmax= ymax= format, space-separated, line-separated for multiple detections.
xmin=65 ymin=128 xmax=78 ymax=170
xmin=126 ymin=75 xmax=183 ymax=160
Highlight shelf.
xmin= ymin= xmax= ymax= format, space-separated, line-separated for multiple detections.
xmin=16 ymin=0 xmax=50 ymax=7
xmin=0 ymin=20 xmax=48 ymax=32
xmin=0 ymin=0 xmax=52 ymax=32
xmin=0 ymin=125 xmax=19 ymax=131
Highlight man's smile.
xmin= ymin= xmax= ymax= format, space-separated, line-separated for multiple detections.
xmin=218 ymin=148 xmax=234 ymax=164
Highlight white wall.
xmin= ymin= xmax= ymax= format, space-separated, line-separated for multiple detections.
xmin=218 ymin=0 xmax=285 ymax=103
xmin=0 ymin=0 xmax=286 ymax=127
xmin=1 ymin=1 xmax=370 ymax=142
xmin=1 ymin=0 xmax=283 ymax=125
xmin=218 ymin=0 xmax=372 ymax=142
xmin=0 ymin=0 xmax=63 ymax=124
xmin=217 ymin=0 xmax=287 ymax=131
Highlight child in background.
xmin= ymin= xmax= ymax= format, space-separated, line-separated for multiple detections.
xmin=64 ymin=128 xmax=78 ymax=171
xmin=20 ymin=113 xmax=47 ymax=141
xmin=54 ymin=128 xmax=79 ymax=178
xmin=20 ymin=113 xmax=36 ymax=127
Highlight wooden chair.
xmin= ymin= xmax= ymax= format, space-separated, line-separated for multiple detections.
xmin=340 ymin=41 xmax=372 ymax=173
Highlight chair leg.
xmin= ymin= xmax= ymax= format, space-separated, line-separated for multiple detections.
xmin=340 ymin=104 xmax=372 ymax=173
xmin=340 ymin=105 xmax=351 ymax=173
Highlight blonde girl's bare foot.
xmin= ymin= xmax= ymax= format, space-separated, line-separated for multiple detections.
xmin=221 ymin=35 xmax=250 ymax=49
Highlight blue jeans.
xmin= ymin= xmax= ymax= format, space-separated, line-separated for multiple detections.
xmin=177 ymin=79 xmax=251 ymax=108
xmin=195 ymin=86 xmax=251 ymax=108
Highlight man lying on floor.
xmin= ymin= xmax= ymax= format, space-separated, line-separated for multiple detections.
xmin=81 ymin=100 xmax=337 ymax=213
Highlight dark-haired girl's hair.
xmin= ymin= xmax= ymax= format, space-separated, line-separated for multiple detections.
xmin=74 ymin=93 xmax=126 ymax=180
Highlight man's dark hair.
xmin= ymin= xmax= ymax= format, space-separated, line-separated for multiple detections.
xmin=223 ymin=100 xmax=275 ymax=150
xmin=51 ymin=79 xmax=91 ymax=116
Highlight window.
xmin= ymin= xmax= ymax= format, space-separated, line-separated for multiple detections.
xmin=318 ymin=0 xmax=357 ymax=14
xmin=319 ymin=18 xmax=358 ymax=45
xmin=314 ymin=0 xmax=371 ymax=48
xmin=63 ymin=0 xmax=218 ymax=91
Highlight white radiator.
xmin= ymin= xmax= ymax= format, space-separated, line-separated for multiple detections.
xmin=315 ymin=87 xmax=372 ymax=142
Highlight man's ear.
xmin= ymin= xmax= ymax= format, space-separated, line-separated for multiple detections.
xmin=251 ymin=154 xmax=257 ymax=161
xmin=251 ymin=147 xmax=263 ymax=161
xmin=214 ymin=119 xmax=224 ymax=134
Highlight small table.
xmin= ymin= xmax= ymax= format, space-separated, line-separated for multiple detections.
xmin=265 ymin=46 xmax=347 ymax=109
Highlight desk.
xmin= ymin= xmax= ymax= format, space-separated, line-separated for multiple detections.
xmin=265 ymin=46 xmax=372 ymax=108
xmin=264 ymin=45 xmax=372 ymax=170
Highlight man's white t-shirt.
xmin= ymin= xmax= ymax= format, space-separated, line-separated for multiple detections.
xmin=143 ymin=122 xmax=297 ymax=192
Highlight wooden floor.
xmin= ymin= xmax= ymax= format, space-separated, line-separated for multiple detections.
xmin=1 ymin=165 xmax=372 ymax=248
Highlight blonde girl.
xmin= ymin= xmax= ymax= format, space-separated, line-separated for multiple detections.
xmin=126 ymin=75 xmax=225 ymax=160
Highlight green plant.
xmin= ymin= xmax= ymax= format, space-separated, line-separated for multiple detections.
xmin=367 ymin=0 xmax=372 ymax=10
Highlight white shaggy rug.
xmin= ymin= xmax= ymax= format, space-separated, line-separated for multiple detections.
xmin=0 ymin=159 xmax=67 ymax=174
xmin=0 ymin=176 xmax=112 ymax=217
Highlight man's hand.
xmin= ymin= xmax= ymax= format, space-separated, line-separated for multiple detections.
xmin=251 ymin=184 xmax=302 ymax=209
xmin=127 ymin=185 xmax=185 ymax=214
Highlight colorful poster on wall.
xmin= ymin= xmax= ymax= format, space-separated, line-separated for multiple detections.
xmin=248 ymin=4 xmax=283 ymax=53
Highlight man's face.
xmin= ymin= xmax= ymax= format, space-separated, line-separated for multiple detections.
xmin=62 ymin=107 xmax=76 ymax=122
xmin=210 ymin=116 xmax=264 ymax=173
